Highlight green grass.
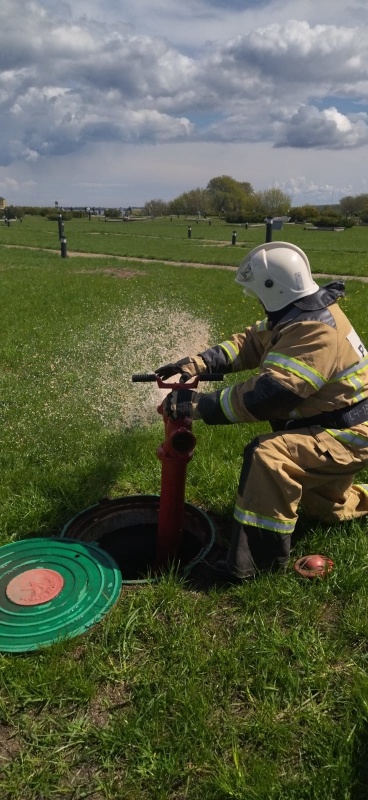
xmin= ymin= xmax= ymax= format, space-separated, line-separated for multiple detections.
xmin=0 ymin=223 xmax=368 ymax=798
xmin=2 ymin=214 xmax=368 ymax=273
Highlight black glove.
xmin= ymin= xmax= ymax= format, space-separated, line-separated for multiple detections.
xmin=155 ymin=357 xmax=192 ymax=380
xmin=162 ymin=389 xmax=200 ymax=419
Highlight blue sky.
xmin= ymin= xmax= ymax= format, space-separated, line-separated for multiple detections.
xmin=1 ymin=0 xmax=368 ymax=207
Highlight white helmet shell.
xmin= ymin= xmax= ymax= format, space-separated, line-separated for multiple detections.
xmin=235 ymin=242 xmax=319 ymax=312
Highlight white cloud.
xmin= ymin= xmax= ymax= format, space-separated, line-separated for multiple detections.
xmin=0 ymin=175 xmax=36 ymax=193
xmin=1 ymin=0 xmax=368 ymax=205
xmin=1 ymin=140 xmax=365 ymax=208
xmin=22 ymin=149 xmax=40 ymax=162
xmin=275 ymin=105 xmax=368 ymax=149
xmin=273 ymin=175 xmax=353 ymax=204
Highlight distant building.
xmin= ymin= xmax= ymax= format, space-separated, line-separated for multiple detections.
xmin=0 ymin=197 xmax=6 ymax=209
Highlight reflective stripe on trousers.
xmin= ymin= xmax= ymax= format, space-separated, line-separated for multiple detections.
xmin=235 ymin=428 xmax=368 ymax=525
xmin=229 ymin=428 xmax=368 ymax=574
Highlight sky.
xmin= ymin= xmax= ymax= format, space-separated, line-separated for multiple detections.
xmin=1 ymin=0 xmax=368 ymax=208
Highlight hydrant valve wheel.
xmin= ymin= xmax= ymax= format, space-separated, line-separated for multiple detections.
xmin=294 ymin=554 xmax=334 ymax=579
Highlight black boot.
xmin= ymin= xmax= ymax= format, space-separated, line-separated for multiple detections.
xmin=211 ymin=559 xmax=246 ymax=585
xmin=225 ymin=522 xmax=291 ymax=577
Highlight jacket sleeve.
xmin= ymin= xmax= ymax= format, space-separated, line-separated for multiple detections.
xmin=177 ymin=321 xmax=268 ymax=377
xmin=195 ymin=321 xmax=337 ymax=425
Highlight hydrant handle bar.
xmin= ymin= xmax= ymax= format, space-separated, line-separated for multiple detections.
xmin=131 ymin=373 xmax=224 ymax=389
xmin=132 ymin=374 xmax=158 ymax=382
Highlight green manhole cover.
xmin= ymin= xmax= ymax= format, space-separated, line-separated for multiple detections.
xmin=0 ymin=538 xmax=122 ymax=652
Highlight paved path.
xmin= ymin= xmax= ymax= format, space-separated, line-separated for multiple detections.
xmin=2 ymin=244 xmax=368 ymax=282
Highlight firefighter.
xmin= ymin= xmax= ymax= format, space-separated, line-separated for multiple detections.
xmin=155 ymin=242 xmax=368 ymax=582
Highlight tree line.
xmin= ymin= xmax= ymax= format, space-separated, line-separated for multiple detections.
xmin=2 ymin=178 xmax=368 ymax=225
xmin=142 ymin=177 xmax=368 ymax=226
xmin=143 ymin=176 xmax=291 ymax=222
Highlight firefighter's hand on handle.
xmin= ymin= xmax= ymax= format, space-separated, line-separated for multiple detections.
xmin=132 ymin=373 xmax=224 ymax=387
xmin=155 ymin=360 xmax=190 ymax=380
xmin=131 ymin=372 xmax=193 ymax=387
xmin=162 ymin=388 xmax=200 ymax=420
xmin=132 ymin=371 xmax=223 ymax=419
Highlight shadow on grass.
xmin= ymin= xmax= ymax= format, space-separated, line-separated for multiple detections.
xmin=13 ymin=431 xmax=352 ymax=592
xmin=14 ymin=426 xmax=161 ymax=541
xmin=12 ymin=425 xmax=232 ymax=589
xmin=351 ymin=723 xmax=368 ymax=800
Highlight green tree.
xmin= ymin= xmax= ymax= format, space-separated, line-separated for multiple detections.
xmin=253 ymin=188 xmax=291 ymax=217
xmin=339 ymin=194 xmax=368 ymax=218
xmin=168 ymin=188 xmax=210 ymax=216
xmin=206 ymin=175 xmax=254 ymax=215
xmin=104 ymin=208 xmax=122 ymax=218
xmin=3 ymin=205 xmax=17 ymax=220
xmin=289 ymin=205 xmax=319 ymax=222
xmin=239 ymin=181 xmax=254 ymax=195
xmin=142 ymin=199 xmax=169 ymax=217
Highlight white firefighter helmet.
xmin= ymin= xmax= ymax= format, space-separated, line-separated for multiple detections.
xmin=235 ymin=242 xmax=319 ymax=312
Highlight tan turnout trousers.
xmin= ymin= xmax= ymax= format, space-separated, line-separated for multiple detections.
xmin=223 ymin=424 xmax=368 ymax=577
xmin=235 ymin=425 xmax=368 ymax=530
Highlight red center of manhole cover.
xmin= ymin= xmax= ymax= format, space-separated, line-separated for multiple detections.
xmin=5 ymin=568 xmax=65 ymax=606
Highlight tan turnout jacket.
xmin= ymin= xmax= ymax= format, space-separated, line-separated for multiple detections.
xmin=175 ymin=282 xmax=368 ymax=567
xmin=182 ymin=284 xmax=368 ymax=444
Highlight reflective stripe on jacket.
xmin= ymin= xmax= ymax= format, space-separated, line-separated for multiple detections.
xmin=185 ymin=289 xmax=368 ymax=429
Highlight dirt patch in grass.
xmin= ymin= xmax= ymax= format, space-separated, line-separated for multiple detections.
xmin=76 ymin=268 xmax=144 ymax=279
xmin=0 ymin=724 xmax=20 ymax=763
xmin=87 ymin=683 xmax=132 ymax=728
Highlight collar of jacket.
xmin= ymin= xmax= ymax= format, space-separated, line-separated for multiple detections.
xmin=267 ymin=281 xmax=345 ymax=329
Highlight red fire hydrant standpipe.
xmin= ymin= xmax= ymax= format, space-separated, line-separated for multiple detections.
xmin=156 ymin=408 xmax=196 ymax=567
xmin=132 ymin=372 xmax=223 ymax=570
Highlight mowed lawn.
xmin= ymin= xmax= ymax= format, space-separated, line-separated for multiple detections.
xmin=0 ymin=219 xmax=368 ymax=799
xmin=2 ymin=213 xmax=368 ymax=274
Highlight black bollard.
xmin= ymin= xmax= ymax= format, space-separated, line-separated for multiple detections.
xmin=188 ymin=226 xmax=192 ymax=239
xmin=232 ymin=230 xmax=237 ymax=245
xmin=58 ymin=214 xmax=64 ymax=240
xmin=265 ymin=217 xmax=273 ymax=243
xmin=60 ymin=237 xmax=68 ymax=258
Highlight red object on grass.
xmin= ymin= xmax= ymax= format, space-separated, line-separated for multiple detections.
xmin=131 ymin=372 xmax=222 ymax=570
xmin=294 ymin=554 xmax=334 ymax=579
xmin=156 ymin=381 xmax=198 ymax=568
xmin=5 ymin=568 xmax=65 ymax=606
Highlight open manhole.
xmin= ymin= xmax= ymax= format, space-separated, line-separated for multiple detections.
xmin=60 ymin=495 xmax=215 ymax=583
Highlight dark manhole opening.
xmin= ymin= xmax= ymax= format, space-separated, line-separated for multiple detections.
xmin=99 ymin=525 xmax=201 ymax=581
xmin=60 ymin=496 xmax=216 ymax=584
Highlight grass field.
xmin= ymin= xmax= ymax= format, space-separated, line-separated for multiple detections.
xmin=0 ymin=218 xmax=368 ymax=799
xmin=2 ymin=214 xmax=368 ymax=274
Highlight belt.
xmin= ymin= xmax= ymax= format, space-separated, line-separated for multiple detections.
xmin=284 ymin=398 xmax=368 ymax=431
